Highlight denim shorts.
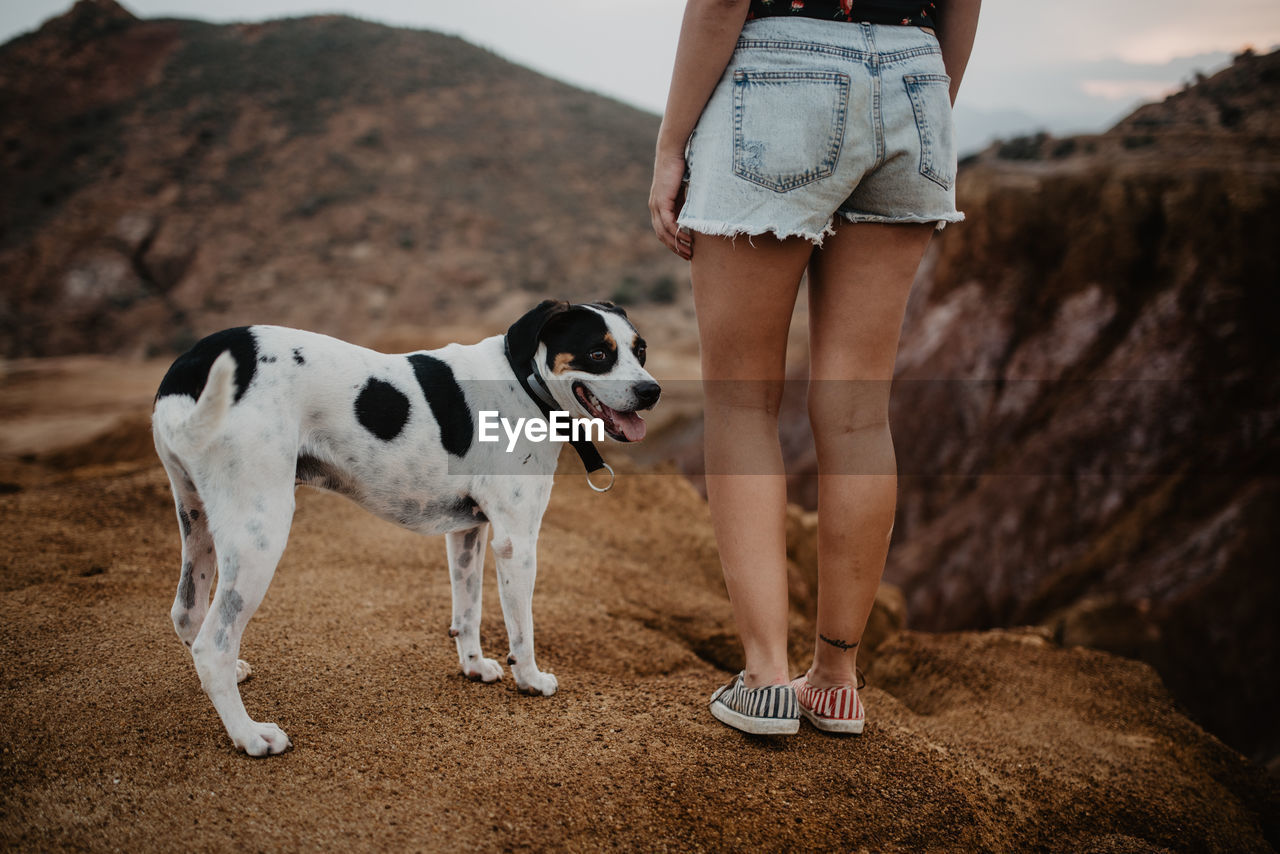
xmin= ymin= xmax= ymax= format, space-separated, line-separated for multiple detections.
xmin=679 ymin=17 xmax=963 ymax=244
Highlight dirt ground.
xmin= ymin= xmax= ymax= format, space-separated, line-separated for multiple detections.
xmin=1 ymin=357 xmax=1276 ymax=852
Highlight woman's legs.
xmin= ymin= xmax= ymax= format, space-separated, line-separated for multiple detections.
xmin=805 ymin=222 xmax=935 ymax=689
xmin=690 ymin=232 xmax=814 ymax=689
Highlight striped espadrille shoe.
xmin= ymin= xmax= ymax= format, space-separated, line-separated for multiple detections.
xmin=791 ymin=674 xmax=865 ymax=734
xmin=708 ymin=672 xmax=800 ymax=735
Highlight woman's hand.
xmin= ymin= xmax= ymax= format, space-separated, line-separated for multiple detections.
xmin=650 ymin=147 xmax=692 ymax=260
xmin=650 ymin=0 xmax=751 ymax=262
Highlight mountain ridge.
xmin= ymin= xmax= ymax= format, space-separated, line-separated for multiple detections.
xmin=0 ymin=0 xmax=686 ymax=358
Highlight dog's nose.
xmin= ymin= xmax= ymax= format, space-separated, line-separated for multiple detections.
xmin=634 ymin=381 xmax=661 ymax=409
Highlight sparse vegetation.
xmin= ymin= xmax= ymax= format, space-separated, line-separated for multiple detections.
xmin=610 ymin=276 xmax=641 ymax=305
xmin=996 ymin=132 xmax=1048 ymax=161
xmin=1050 ymin=138 xmax=1077 ymax=159
xmin=649 ymin=275 xmax=678 ymax=304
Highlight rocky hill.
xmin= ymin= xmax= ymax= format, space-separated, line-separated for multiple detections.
xmin=0 ymin=0 xmax=687 ymax=358
xmin=882 ymin=48 xmax=1280 ymax=769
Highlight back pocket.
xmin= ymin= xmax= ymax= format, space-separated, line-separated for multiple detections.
xmin=903 ymin=73 xmax=956 ymax=190
xmin=732 ymin=70 xmax=850 ymax=193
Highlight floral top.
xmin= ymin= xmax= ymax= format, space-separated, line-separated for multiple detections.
xmin=748 ymin=0 xmax=937 ymax=28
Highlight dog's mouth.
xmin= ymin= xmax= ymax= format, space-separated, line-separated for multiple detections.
xmin=573 ymin=382 xmax=646 ymax=442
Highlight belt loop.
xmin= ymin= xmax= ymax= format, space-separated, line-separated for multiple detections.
xmin=862 ymin=21 xmax=878 ymax=59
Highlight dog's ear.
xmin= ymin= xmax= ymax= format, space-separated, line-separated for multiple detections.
xmin=506 ymin=299 xmax=571 ymax=364
xmin=588 ymin=300 xmax=628 ymax=319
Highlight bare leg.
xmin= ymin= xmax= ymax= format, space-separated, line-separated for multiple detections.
xmin=690 ymin=233 xmax=814 ymax=688
xmin=805 ymin=222 xmax=934 ymax=688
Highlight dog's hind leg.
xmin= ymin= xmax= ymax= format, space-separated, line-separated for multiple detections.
xmin=190 ymin=481 xmax=296 ymax=756
xmin=446 ymin=524 xmax=502 ymax=682
xmin=160 ymin=456 xmax=218 ymax=652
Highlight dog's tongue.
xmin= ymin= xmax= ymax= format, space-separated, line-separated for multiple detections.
xmin=612 ymin=409 xmax=646 ymax=442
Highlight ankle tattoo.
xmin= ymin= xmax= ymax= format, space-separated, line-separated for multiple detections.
xmin=820 ymin=634 xmax=858 ymax=651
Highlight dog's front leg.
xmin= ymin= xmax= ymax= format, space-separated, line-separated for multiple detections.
xmin=445 ymin=524 xmax=502 ymax=682
xmin=491 ymin=531 xmax=557 ymax=696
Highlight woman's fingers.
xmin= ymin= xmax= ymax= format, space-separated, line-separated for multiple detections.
xmin=650 ymin=152 xmax=692 ymax=260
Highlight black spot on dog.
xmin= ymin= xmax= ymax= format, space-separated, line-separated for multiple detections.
xmin=188 ymin=509 xmax=200 ymax=521
xmin=258 ymin=354 xmax=277 ymax=364
xmin=219 ymin=589 xmax=244 ymax=628
xmin=457 ymin=549 xmax=473 ymax=569
xmin=407 ymin=354 xmax=473 ymax=457
xmin=292 ymin=348 xmax=306 ymax=365
xmin=178 ymin=506 xmax=192 ymax=538
xmin=156 ymin=327 xmax=258 ymax=404
xmin=463 ymin=528 xmax=478 ymax=550
xmin=296 ymin=454 xmax=359 ymax=499
xmin=178 ymin=614 xmax=189 ymax=629
xmin=507 ymin=654 xmax=516 ymax=665
xmin=179 ymin=561 xmax=196 ymax=609
xmin=448 ymin=627 xmax=460 ymax=638
xmin=355 ymin=378 xmax=410 ymax=442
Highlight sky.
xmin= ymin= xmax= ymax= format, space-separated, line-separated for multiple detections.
xmin=3 ymin=0 xmax=1278 ymax=151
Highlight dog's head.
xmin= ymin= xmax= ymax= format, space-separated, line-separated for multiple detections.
xmin=506 ymin=299 xmax=660 ymax=442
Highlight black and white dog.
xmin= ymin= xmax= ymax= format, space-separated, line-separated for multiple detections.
xmin=152 ymin=300 xmax=659 ymax=755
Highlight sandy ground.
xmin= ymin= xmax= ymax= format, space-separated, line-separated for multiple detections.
xmin=0 ymin=356 xmax=1276 ymax=852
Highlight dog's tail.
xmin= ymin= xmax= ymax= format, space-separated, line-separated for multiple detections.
xmin=164 ymin=351 xmax=237 ymax=456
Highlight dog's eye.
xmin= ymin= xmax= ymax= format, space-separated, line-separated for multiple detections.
xmin=635 ymin=345 xmax=646 ymax=365
xmin=589 ymin=350 xmax=607 ymax=361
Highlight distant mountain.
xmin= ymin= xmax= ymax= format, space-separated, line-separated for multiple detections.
xmin=954 ymin=49 xmax=1242 ymax=154
xmin=952 ymin=104 xmax=1049 ymax=156
xmin=0 ymin=0 xmax=684 ymax=357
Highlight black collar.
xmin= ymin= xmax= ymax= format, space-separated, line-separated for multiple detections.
xmin=502 ymin=334 xmax=613 ymax=490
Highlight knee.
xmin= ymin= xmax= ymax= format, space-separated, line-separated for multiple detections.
xmin=703 ymin=378 xmax=787 ymax=421
xmin=806 ymin=381 xmax=891 ymax=438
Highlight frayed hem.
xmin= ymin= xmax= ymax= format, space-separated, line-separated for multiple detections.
xmin=837 ymin=211 xmax=966 ymax=231
xmin=678 ymin=216 xmax=837 ymax=247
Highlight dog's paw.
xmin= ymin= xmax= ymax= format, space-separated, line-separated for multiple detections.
xmin=233 ymin=721 xmax=291 ymax=757
xmin=463 ymin=657 xmax=503 ymax=683
xmin=516 ymin=670 xmax=558 ymax=697
xmin=235 ymin=659 xmax=253 ymax=684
